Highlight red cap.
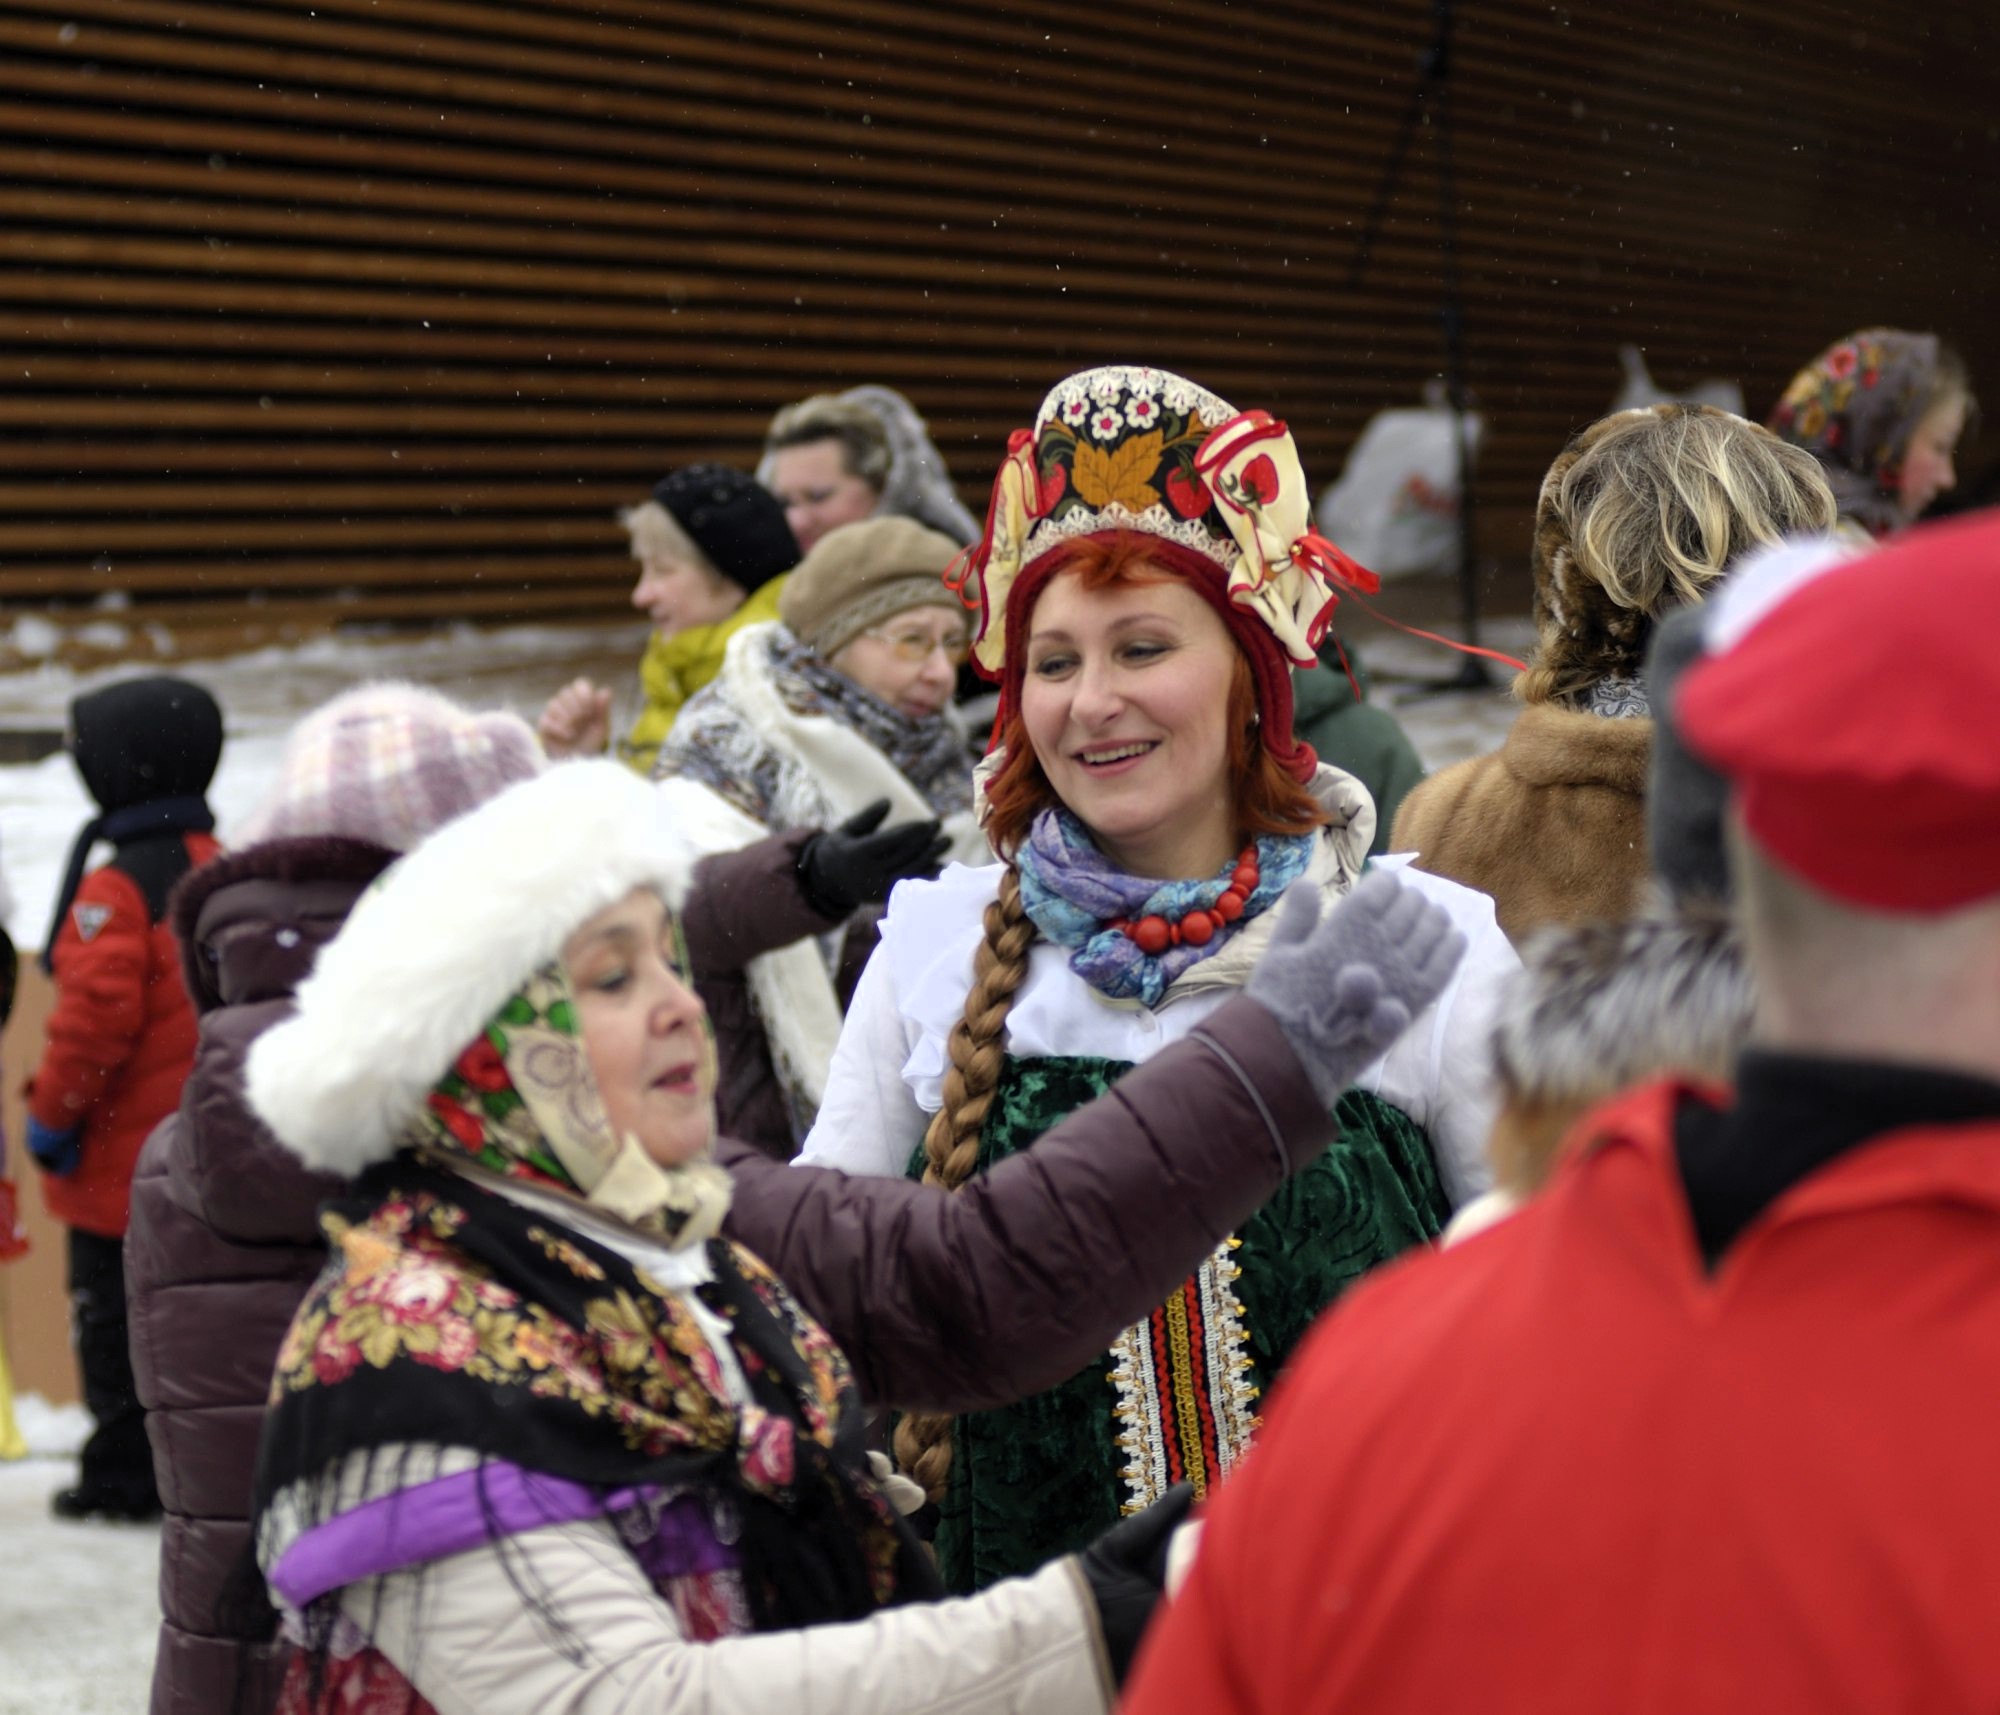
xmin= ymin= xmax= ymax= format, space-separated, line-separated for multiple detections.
xmin=1676 ymin=511 xmax=2000 ymax=912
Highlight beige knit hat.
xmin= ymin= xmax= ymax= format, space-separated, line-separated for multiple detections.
xmin=777 ymin=516 xmax=963 ymax=657
xmin=240 ymin=681 xmax=544 ymax=853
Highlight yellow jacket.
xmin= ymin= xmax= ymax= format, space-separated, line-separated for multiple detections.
xmin=617 ymin=577 xmax=788 ymax=775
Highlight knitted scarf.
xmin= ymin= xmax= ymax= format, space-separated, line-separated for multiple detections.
xmin=659 ymin=624 xmax=971 ymax=834
xmin=1014 ymin=808 xmax=1314 ymax=1006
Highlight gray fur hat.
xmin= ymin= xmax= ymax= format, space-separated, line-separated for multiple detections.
xmin=1492 ymin=899 xmax=1752 ymax=1111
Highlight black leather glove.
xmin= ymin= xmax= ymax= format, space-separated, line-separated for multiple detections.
xmin=1077 ymin=1481 xmax=1196 ymax=1684
xmin=795 ymin=799 xmax=950 ymax=918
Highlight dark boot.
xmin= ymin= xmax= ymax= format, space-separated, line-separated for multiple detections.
xmin=58 ymin=1227 xmax=159 ymax=1521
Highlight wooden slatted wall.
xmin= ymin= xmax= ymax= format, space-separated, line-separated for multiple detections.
xmin=2 ymin=0 xmax=1993 ymax=653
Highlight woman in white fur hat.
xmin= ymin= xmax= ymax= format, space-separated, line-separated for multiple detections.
xmin=243 ymin=758 xmax=1467 ymax=1713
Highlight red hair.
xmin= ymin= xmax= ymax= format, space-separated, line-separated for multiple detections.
xmin=981 ymin=532 xmax=1325 ymax=860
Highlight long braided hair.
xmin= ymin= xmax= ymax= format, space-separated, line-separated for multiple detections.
xmin=890 ymin=865 xmax=1038 ymax=1497
xmin=891 ymin=536 xmax=1324 ymax=1501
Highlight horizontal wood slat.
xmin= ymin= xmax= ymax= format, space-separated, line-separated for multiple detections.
xmin=0 ymin=0 xmax=1991 ymax=647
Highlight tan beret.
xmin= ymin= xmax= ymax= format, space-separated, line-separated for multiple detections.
xmin=777 ymin=516 xmax=964 ymax=657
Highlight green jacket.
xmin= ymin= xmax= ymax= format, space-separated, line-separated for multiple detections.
xmin=1290 ymin=641 xmax=1426 ymax=856
xmin=618 ymin=577 xmax=788 ymax=775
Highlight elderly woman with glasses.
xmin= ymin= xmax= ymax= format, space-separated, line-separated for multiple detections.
xmin=654 ymin=517 xmax=984 ymax=1157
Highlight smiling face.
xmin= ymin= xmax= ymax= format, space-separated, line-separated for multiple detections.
xmin=766 ymin=439 xmax=881 ymax=555
xmin=828 ymin=601 xmax=969 ymax=722
xmin=562 ymin=887 xmax=715 ymax=1168
xmin=1020 ymin=570 xmax=1242 ymax=880
xmin=1898 ymin=392 xmax=1967 ymax=519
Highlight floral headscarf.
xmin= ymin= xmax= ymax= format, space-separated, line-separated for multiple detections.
xmin=409 ymin=955 xmax=733 ymax=1252
xmin=1769 ymin=330 xmax=1965 ymax=538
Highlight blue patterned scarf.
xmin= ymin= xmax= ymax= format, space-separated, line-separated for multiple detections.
xmin=1014 ymin=808 xmax=1315 ymax=1006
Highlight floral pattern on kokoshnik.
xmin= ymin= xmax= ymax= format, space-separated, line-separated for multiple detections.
xmin=1032 ymin=373 xmax=1228 ymax=541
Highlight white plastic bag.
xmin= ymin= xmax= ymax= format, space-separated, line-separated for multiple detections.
xmin=1611 ymin=345 xmax=1745 ymax=417
xmin=1315 ymin=383 xmax=1482 ymax=580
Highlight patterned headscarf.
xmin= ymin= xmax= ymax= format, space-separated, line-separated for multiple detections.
xmin=1768 ymin=330 xmax=1966 ymax=538
xmin=408 ymin=955 xmax=733 ymax=1252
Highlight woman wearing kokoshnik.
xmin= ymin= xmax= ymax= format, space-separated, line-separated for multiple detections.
xmin=797 ymin=365 xmax=1520 ymax=1592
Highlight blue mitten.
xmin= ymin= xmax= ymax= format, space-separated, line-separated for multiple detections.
xmin=1244 ymin=871 xmax=1467 ymax=1109
xmin=26 ymin=1116 xmax=83 ymax=1177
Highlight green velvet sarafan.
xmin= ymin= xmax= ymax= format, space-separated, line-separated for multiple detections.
xmin=907 ymin=1053 xmax=1449 ymax=1592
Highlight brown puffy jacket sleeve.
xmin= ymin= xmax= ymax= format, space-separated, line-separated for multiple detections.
xmin=718 ymin=993 xmax=1332 ymax=1414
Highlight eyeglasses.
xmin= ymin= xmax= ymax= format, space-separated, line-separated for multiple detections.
xmin=863 ymin=628 xmax=971 ymax=667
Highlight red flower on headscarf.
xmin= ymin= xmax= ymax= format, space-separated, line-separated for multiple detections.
xmin=1824 ymin=343 xmax=1859 ymax=381
xmin=454 ymin=1036 xmax=510 ymax=1093
xmin=427 ymin=1091 xmax=485 ymax=1149
xmin=1039 ymin=463 xmax=1067 ymax=513
xmin=1240 ymin=454 xmax=1281 ymax=507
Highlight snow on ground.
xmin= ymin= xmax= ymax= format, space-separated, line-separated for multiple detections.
xmin=0 ymin=615 xmax=1528 ymax=954
xmin=10 ymin=1391 xmax=89 ymax=1458
xmin=0 ymin=1456 xmax=163 ymax=1714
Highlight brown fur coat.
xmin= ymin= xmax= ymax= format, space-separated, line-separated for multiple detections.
xmin=1389 ymin=704 xmax=1652 ymax=944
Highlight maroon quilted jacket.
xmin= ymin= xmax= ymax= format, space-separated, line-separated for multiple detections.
xmin=679 ymin=827 xmax=850 ymax=1159
xmin=125 ymin=836 xmax=395 ymax=1715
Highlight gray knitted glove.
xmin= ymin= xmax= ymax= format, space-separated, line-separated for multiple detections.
xmin=1244 ymin=871 xmax=1468 ymax=1109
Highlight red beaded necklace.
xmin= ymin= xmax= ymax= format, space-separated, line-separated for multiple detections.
xmin=1108 ymin=843 xmax=1259 ymax=955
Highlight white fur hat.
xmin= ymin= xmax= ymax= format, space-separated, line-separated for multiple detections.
xmin=246 ymin=760 xmax=701 ymax=1178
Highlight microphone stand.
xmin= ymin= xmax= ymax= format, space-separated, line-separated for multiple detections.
xmin=1345 ymin=0 xmax=1496 ymax=693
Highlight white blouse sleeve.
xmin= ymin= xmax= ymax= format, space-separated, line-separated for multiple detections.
xmin=795 ymin=865 xmax=998 ymax=1178
xmin=794 ymin=931 xmax=930 ymax=1178
xmin=346 ymin=1517 xmax=1109 ymax=1715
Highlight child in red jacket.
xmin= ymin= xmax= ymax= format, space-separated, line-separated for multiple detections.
xmin=28 ymin=675 xmax=222 ymax=1521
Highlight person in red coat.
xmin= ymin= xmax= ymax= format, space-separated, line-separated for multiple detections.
xmin=1124 ymin=510 xmax=2000 ymax=1714
xmin=27 ymin=675 xmax=222 ymax=1521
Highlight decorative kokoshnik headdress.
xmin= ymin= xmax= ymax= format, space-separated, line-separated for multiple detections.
xmin=947 ymin=364 xmax=1382 ymax=783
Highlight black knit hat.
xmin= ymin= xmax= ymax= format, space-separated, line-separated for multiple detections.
xmin=650 ymin=464 xmax=799 ymax=592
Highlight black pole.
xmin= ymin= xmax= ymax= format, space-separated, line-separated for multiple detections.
xmin=1427 ymin=0 xmax=1496 ymax=689
xmin=1345 ymin=0 xmax=1495 ymax=693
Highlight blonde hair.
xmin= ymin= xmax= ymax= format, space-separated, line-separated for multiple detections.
xmin=1521 ymin=405 xmax=1835 ymax=704
xmin=763 ymin=395 xmax=892 ymax=490
xmin=616 ymin=500 xmax=725 ymax=583
xmin=891 ymin=867 xmax=1037 ymax=1499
